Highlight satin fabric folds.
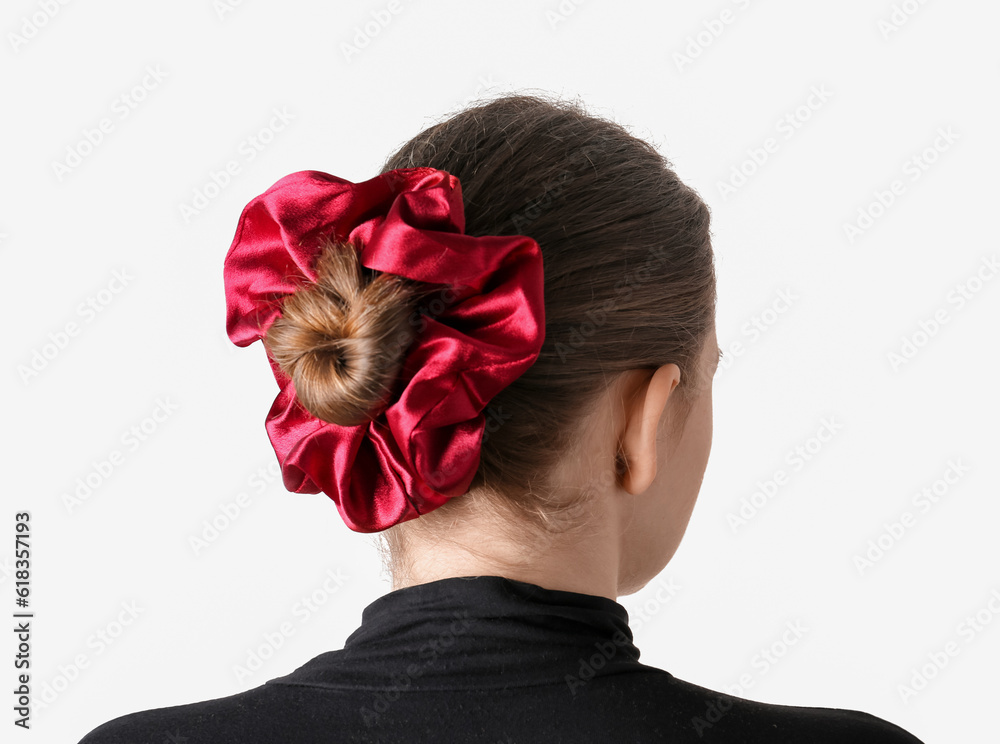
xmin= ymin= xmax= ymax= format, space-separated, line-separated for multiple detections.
xmin=223 ymin=168 xmax=545 ymax=532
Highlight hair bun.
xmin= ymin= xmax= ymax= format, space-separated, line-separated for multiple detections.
xmin=265 ymin=236 xmax=419 ymax=427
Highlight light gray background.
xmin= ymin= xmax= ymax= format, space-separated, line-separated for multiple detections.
xmin=3 ymin=1 xmax=998 ymax=742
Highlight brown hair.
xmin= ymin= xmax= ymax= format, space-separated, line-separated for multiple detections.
xmin=266 ymin=93 xmax=716 ymax=567
xmin=265 ymin=238 xmax=424 ymax=427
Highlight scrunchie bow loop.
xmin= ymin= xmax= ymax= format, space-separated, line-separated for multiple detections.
xmin=223 ymin=168 xmax=545 ymax=532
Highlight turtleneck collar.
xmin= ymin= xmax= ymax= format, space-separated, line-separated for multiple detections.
xmin=267 ymin=575 xmax=648 ymax=692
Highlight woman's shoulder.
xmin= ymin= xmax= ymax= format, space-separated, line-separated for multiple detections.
xmin=76 ymin=665 xmax=925 ymax=744
xmin=601 ymin=666 xmax=925 ymax=743
xmin=76 ymin=683 xmax=285 ymax=744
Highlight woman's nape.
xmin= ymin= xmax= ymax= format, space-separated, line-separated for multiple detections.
xmin=385 ymin=323 xmax=720 ymax=601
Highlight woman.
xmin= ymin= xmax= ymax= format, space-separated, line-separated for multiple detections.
xmin=79 ymin=93 xmax=923 ymax=743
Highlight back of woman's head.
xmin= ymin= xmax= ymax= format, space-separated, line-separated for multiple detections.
xmin=266 ymin=92 xmax=716 ymax=556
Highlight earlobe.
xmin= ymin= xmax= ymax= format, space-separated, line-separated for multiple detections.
xmin=619 ymin=365 xmax=681 ymax=495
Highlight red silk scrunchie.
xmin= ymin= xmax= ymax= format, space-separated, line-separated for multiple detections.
xmin=224 ymin=168 xmax=545 ymax=533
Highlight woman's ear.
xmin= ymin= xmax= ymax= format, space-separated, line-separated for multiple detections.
xmin=619 ymin=365 xmax=681 ymax=495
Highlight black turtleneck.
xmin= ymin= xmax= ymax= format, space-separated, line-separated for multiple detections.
xmin=78 ymin=575 xmax=924 ymax=743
